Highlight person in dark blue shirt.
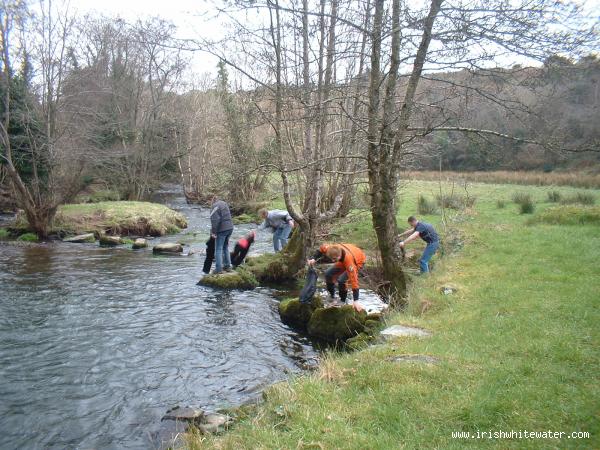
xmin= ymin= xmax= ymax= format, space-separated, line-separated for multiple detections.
xmin=399 ymin=216 xmax=440 ymax=273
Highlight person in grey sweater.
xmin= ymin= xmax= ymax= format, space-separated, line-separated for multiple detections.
xmin=258 ymin=208 xmax=294 ymax=252
xmin=210 ymin=196 xmax=234 ymax=273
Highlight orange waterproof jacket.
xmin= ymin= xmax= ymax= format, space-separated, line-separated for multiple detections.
xmin=317 ymin=243 xmax=366 ymax=289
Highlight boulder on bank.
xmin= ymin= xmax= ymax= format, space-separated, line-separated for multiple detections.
xmin=198 ymin=267 xmax=258 ymax=290
xmin=99 ymin=235 xmax=123 ymax=246
xmin=132 ymin=238 xmax=148 ymax=249
xmin=63 ymin=233 xmax=95 ymax=243
xmin=153 ymin=242 xmax=183 ymax=254
xmin=279 ymin=296 xmax=324 ymax=330
xmin=307 ymin=305 xmax=367 ymax=342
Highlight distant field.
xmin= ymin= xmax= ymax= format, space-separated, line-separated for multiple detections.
xmin=406 ymin=170 xmax=600 ymax=189
xmin=190 ymin=180 xmax=600 ymax=449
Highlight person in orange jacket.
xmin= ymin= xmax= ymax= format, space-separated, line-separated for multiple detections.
xmin=308 ymin=243 xmax=367 ymax=310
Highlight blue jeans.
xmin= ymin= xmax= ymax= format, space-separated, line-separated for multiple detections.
xmin=215 ymin=229 xmax=233 ymax=272
xmin=273 ymin=224 xmax=292 ymax=252
xmin=420 ymin=241 xmax=439 ymax=273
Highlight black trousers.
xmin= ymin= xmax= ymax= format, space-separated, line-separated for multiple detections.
xmin=324 ymin=265 xmax=350 ymax=302
xmin=202 ymin=237 xmax=215 ymax=274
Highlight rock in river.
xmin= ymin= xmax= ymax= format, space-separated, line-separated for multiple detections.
xmin=152 ymin=242 xmax=183 ymax=254
xmin=198 ymin=268 xmax=258 ymax=290
xmin=99 ymin=235 xmax=123 ymax=246
xmin=132 ymin=238 xmax=148 ymax=249
xmin=63 ymin=233 xmax=95 ymax=243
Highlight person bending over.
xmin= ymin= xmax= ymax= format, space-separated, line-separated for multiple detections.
xmin=308 ymin=243 xmax=366 ymax=311
xmin=399 ymin=215 xmax=439 ymax=273
xmin=230 ymin=231 xmax=256 ymax=267
xmin=258 ymin=208 xmax=294 ymax=252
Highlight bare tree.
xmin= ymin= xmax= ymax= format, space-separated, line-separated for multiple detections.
xmin=1 ymin=0 xmax=84 ymax=238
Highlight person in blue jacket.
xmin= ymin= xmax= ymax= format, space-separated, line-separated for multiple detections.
xmin=399 ymin=216 xmax=440 ymax=273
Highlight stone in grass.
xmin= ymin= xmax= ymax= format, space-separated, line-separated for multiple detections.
xmin=380 ymin=324 xmax=431 ymax=339
xmin=198 ymin=267 xmax=258 ymax=290
xmin=99 ymin=235 xmax=123 ymax=246
xmin=152 ymin=242 xmax=183 ymax=254
xmin=63 ymin=233 xmax=95 ymax=243
xmin=307 ymin=305 xmax=367 ymax=342
xmin=388 ymin=354 xmax=440 ymax=365
xmin=279 ymin=296 xmax=324 ymax=331
xmin=440 ymin=284 xmax=458 ymax=295
xmin=132 ymin=238 xmax=148 ymax=249
xmin=197 ymin=413 xmax=233 ymax=434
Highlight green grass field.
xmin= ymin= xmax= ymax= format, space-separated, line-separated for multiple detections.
xmin=189 ymin=180 xmax=599 ymax=449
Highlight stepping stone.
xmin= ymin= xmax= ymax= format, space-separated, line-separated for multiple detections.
xmin=132 ymin=238 xmax=147 ymax=249
xmin=388 ymin=354 xmax=439 ymax=364
xmin=153 ymin=243 xmax=183 ymax=254
xmin=99 ymin=235 xmax=123 ymax=246
xmin=380 ymin=324 xmax=431 ymax=339
xmin=63 ymin=233 xmax=95 ymax=243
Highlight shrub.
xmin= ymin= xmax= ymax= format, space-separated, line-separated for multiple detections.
xmin=560 ymin=192 xmax=595 ymax=206
xmin=436 ymin=194 xmax=476 ymax=210
xmin=519 ymin=198 xmax=535 ymax=214
xmin=417 ymin=195 xmax=437 ymax=215
xmin=528 ymin=205 xmax=600 ymax=226
xmin=0 ymin=228 xmax=9 ymax=239
xmin=496 ymin=200 xmax=506 ymax=209
xmin=547 ymin=191 xmax=561 ymax=203
xmin=17 ymin=232 xmax=39 ymax=242
xmin=512 ymin=192 xmax=532 ymax=205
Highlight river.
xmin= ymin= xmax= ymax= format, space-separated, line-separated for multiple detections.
xmin=0 ymin=186 xmax=318 ymax=449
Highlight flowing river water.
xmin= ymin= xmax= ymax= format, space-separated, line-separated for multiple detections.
xmin=0 ymin=186 xmax=319 ymax=449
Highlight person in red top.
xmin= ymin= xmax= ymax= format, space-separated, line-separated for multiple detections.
xmin=230 ymin=231 xmax=256 ymax=267
xmin=308 ymin=243 xmax=367 ymax=310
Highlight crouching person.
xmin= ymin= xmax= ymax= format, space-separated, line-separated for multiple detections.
xmin=308 ymin=243 xmax=366 ymax=311
xmin=399 ymin=215 xmax=439 ymax=273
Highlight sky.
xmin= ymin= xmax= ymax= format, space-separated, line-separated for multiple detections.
xmin=67 ymin=0 xmax=600 ymax=80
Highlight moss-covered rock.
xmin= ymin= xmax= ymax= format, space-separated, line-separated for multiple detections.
xmin=232 ymin=213 xmax=258 ymax=225
xmin=346 ymin=332 xmax=374 ymax=350
xmin=307 ymin=306 xmax=367 ymax=342
xmin=198 ymin=267 xmax=258 ymax=290
xmin=364 ymin=319 xmax=381 ymax=333
xmin=245 ymin=229 xmax=304 ymax=282
xmin=278 ymin=296 xmax=324 ymax=330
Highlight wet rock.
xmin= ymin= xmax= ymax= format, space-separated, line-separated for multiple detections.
xmin=197 ymin=413 xmax=232 ymax=434
xmin=307 ymin=305 xmax=367 ymax=342
xmin=99 ymin=235 xmax=123 ymax=246
xmin=63 ymin=233 xmax=95 ymax=243
xmin=198 ymin=267 xmax=258 ymax=290
xmin=132 ymin=238 xmax=147 ymax=249
xmin=279 ymin=296 xmax=324 ymax=330
xmin=388 ymin=354 xmax=440 ymax=364
xmin=380 ymin=324 xmax=431 ymax=339
xmin=162 ymin=406 xmax=204 ymax=422
xmin=152 ymin=242 xmax=183 ymax=254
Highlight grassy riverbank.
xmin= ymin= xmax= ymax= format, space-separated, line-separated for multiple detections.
xmin=13 ymin=201 xmax=187 ymax=237
xmin=189 ymin=180 xmax=599 ymax=449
